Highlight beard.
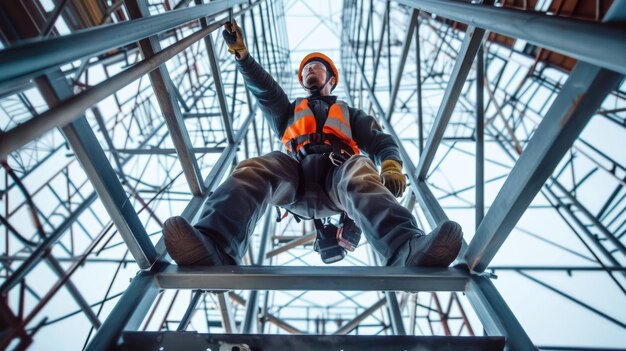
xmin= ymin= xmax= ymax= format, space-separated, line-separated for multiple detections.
xmin=304 ymin=75 xmax=321 ymax=89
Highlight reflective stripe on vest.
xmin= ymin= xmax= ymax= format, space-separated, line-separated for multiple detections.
xmin=281 ymin=98 xmax=360 ymax=155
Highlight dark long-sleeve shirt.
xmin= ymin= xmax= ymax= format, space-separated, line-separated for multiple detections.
xmin=236 ymin=55 xmax=402 ymax=165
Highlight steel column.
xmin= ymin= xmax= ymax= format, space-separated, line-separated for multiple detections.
xmin=385 ymin=292 xmax=406 ymax=335
xmin=415 ymin=25 xmax=486 ymax=180
xmin=464 ymin=63 xmax=624 ymax=272
xmin=241 ymin=209 xmax=273 ymax=333
xmin=176 ymin=290 xmax=203 ymax=331
xmin=476 ymin=45 xmax=485 ymax=227
xmin=465 ymin=275 xmax=537 ymax=351
xmin=217 ymin=292 xmax=238 ymax=333
xmin=197 ymin=0 xmax=235 ymax=144
xmin=386 ymin=9 xmax=418 ymax=122
xmin=0 ymin=1 xmax=160 ymax=270
xmin=125 ymin=0 xmax=206 ymax=197
xmin=342 ymin=23 xmax=535 ymax=348
xmin=85 ymin=271 xmax=159 ymax=351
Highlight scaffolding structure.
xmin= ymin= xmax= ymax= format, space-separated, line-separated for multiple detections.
xmin=0 ymin=0 xmax=624 ymax=350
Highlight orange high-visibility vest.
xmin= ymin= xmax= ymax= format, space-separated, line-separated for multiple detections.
xmin=281 ymin=98 xmax=360 ymax=156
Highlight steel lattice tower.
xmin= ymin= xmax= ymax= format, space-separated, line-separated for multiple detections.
xmin=0 ymin=0 xmax=624 ymax=350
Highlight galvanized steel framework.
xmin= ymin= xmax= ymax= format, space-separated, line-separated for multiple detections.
xmin=0 ymin=0 xmax=624 ymax=350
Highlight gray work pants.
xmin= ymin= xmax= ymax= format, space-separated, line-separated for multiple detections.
xmin=195 ymin=151 xmax=423 ymax=264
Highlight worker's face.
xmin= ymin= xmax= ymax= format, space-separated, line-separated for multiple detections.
xmin=302 ymin=61 xmax=333 ymax=90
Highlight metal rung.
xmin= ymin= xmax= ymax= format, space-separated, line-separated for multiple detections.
xmin=122 ymin=332 xmax=506 ymax=351
xmin=155 ymin=265 xmax=470 ymax=292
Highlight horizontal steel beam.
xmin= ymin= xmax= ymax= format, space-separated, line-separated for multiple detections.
xmin=394 ymin=0 xmax=626 ymax=75
xmin=115 ymin=147 xmax=226 ymax=155
xmin=0 ymin=0 xmax=248 ymax=85
xmin=155 ymin=265 xmax=470 ymax=291
xmin=122 ymin=332 xmax=506 ymax=350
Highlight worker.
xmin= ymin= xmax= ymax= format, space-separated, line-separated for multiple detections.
xmin=162 ymin=21 xmax=463 ymax=267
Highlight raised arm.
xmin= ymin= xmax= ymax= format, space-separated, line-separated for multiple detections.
xmin=223 ymin=20 xmax=291 ymax=138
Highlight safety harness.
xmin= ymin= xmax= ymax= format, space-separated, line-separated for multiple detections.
xmin=277 ymin=98 xmax=363 ymax=263
xmin=282 ymin=98 xmax=360 ymax=163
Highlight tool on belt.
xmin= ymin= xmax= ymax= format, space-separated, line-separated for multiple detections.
xmin=313 ymin=213 xmax=362 ymax=264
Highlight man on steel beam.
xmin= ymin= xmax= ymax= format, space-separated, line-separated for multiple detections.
xmin=162 ymin=20 xmax=463 ymax=267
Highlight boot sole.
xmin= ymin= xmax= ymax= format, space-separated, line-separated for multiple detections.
xmin=414 ymin=220 xmax=463 ymax=267
xmin=163 ymin=216 xmax=224 ymax=265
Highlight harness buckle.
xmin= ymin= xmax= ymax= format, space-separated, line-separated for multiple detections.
xmin=328 ymin=152 xmax=349 ymax=167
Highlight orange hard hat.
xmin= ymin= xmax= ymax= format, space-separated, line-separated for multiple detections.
xmin=298 ymin=52 xmax=339 ymax=91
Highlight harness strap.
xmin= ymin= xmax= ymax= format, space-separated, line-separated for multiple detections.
xmin=287 ymin=132 xmax=357 ymax=161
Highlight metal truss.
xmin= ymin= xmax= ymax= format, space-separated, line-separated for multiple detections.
xmin=0 ymin=0 xmax=624 ymax=350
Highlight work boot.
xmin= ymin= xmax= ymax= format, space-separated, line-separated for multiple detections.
xmin=388 ymin=220 xmax=463 ymax=267
xmin=163 ymin=216 xmax=235 ymax=266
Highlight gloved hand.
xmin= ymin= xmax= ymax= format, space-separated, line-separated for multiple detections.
xmin=222 ymin=20 xmax=248 ymax=59
xmin=380 ymin=159 xmax=406 ymax=197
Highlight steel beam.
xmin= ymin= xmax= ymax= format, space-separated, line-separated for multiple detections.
xmin=415 ymin=25 xmax=486 ymax=180
xmin=176 ymin=290 xmax=203 ymax=331
xmin=464 ymin=63 xmax=624 ymax=272
xmin=466 ymin=275 xmax=537 ymax=351
xmin=265 ymin=233 xmax=316 ymax=259
xmin=263 ymin=314 xmax=304 ymax=334
xmin=476 ymin=45 xmax=485 ymax=228
xmin=242 ymin=210 xmax=273 ymax=333
xmin=0 ymin=22 xmax=221 ymax=159
xmin=115 ymin=147 xmax=225 ymax=155
xmin=385 ymin=292 xmax=406 ymax=335
xmin=394 ymin=0 xmax=626 ymax=75
xmin=126 ymin=0 xmax=205 ymax=197
xmin=0 ymin=193 xmax=98 ymax=296
xmin=0 ymin=0 xmax=249 ymax=85
xmin=156 ymin=265 xmax=470 ymax=291
xmin=197 ymin=0 xmax=235 ymax=144
xmin=550 ymin=178 xmax=626 ymax=258
xmin=122 ymin=332 xmax=506 ymax=350
xmin=342 ymin=28 xmax=535 ymax=348
xmin=217 ymin=292 xmax=238 ymax=333
xmin=415 ymin=14 xmax=424 ymax=153
xmin=86 ymin=271 xmax=159 ymax=351
xmin=45 ymin=256 xmax=101 ymax=328
xmin=386 ymin=9 xmax=418 ymax=122
xmin=0 ymin=4 xmax=157 ymax=269
xmin=56 ymin=110 xmax=158 ymax=269
xmin=334 ymin=298 xmax=386 ymax=335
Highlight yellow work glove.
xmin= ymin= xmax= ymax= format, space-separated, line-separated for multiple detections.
xmin=380 ymin=160 xmax=406 ymax=197
xmin=222 ymin=20 xmax=248 ymax=59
